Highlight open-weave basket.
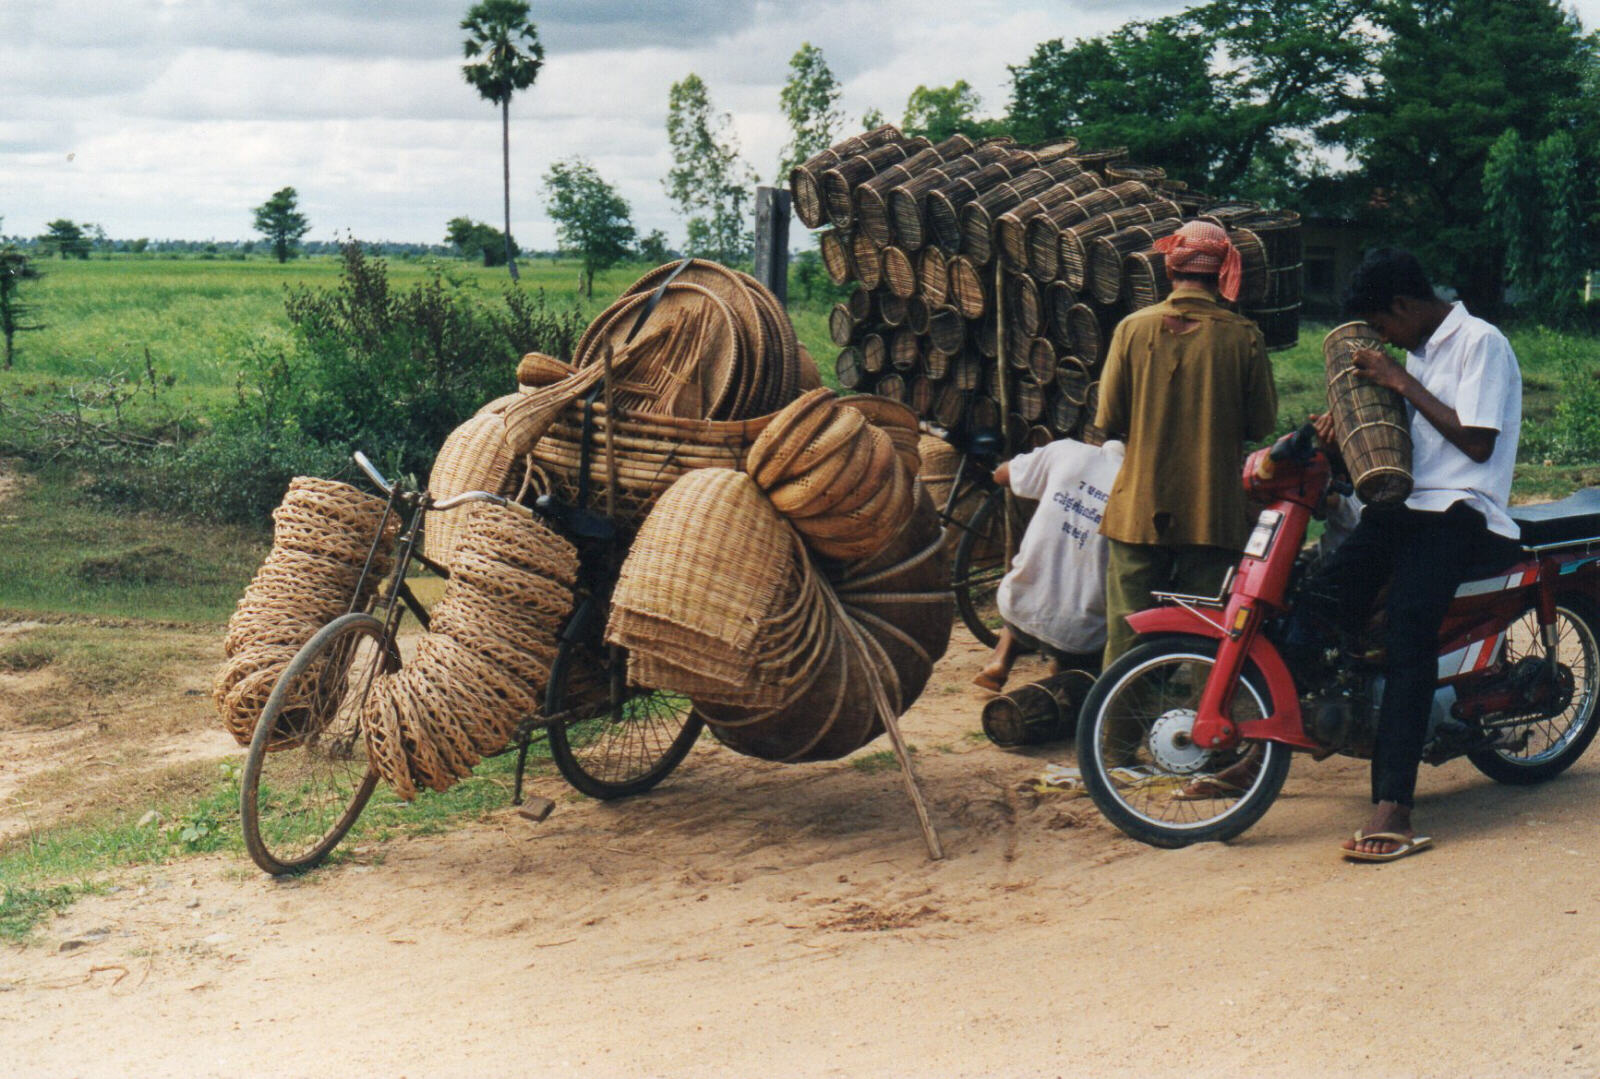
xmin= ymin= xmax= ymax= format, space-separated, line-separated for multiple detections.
xmin=214 ymin=477 xmax=397 ymax=746
xmin=360 ymin=504 xmax=576 ymax=797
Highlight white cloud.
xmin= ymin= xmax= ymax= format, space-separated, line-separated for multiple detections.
xmin=3 ymin=0 xmax=1598 ymax=247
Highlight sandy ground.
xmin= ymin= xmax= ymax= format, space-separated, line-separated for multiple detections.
xmin=5 ymin=617 xmax=1600 ymax=1079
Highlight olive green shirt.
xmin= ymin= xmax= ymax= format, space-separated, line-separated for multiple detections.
xmin=1094 ymin=290 xmax=1278 ymax=549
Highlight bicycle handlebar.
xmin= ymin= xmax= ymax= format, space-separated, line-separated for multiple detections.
xmin=353 ymin=451 xmax=392 ymax=495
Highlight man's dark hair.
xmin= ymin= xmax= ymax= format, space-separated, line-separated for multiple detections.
xmin=1342 ymin=248 xmax=1435 ymax=318
xmin=1169 ymin=270 xmax=1220 ymax=289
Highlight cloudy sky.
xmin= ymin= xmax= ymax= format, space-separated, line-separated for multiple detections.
xmin=4 ymin=0 xmax=1597 ymax=249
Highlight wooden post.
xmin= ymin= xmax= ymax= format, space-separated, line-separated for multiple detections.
xmin=753 ymin=186 xmax=792 ymax=306
xmin=993 ymin=260 xmax=1018 ymax=568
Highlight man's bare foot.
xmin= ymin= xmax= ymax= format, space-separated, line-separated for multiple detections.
xmin=973 ymin=666 xmax=1006 ymax=694
xmin=1341 ymin=801 xmax=1414 ymax=857
xmin=1173 ymin=749 xmax=1262 ymax=800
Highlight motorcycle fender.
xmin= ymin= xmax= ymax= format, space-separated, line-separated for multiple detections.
xmin=1126 ymin=607 xmax=1312 ymax=749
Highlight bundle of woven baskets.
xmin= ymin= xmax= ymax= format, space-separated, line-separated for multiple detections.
xmin=745 ymin=388 xmax=920 ymax=561
xmin=606 ymin=389 xmax=953 ymax=764
xmin=362 ymin=504 xmax=578 ymax=799
xmin=213 ymin=477 xmax=396 ymax=746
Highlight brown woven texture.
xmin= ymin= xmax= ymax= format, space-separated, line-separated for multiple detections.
xmin=1025 ymin=336 xmax=1057 ymax=387
xmin=790 ymin=124 xmax=904 ymax=228
xmin=704 ymin=486 xmax=952 ymax=762
xmin=947 ymin=255 xmax=988 ymax=319
xmin=904 ymin=296 xmax=931 ymax=337
xmin=889 ymin=327 xmax=919 ymax=372
xmin=1069 ymin=146 xmax=1131 ymax=175
xmin=908 ymin=375 xmax=934 ymax=416
xmin=1088 ymin=217 xmax=1183 ymax=304
xmin=1232 ymin=211 xmax=1303 ymax=351
xmin=862 ymin=333 xmax=888 ymax=373
xmin=424 ymin=407 xmax=519 ymax=565
xmin=828 ymin=303 xmax=857 ymax=347
xmin=932 ymin=384 xmax=966 ymax=428
xmin=881 ymin=246 xmax=918 ymax=298
xmin=925 ymin=143 xmax=1080 ymax=249
xmin=358 ymin=503 xmax=576 ymax=796
xmin=530 ymin=399 xmax=773 ymax=529
xmin=1324 ymin=322 xmax=1413 ymax=504
xmin=835 ymin=347 xmax=864 ymax=390
xmin=1105 ymin=163 xmax=1167 ymax=184
xmin=1058 ymin=199 xmax=1181 ymax=291
xmin=853 ymin=134 xmax=983 ymax=247
xmin=821 ymin=137 xmax=931 ymax=229
xmin=1004 ymin=272 xmax=1043 ymax=339
xmin=876 ymin=289 xmax=908 ymax=327
xmin=1014 ymin=378 xmax=1046 ymax=422
xmin=923 ymin=305 xmax=961 ymax=355
xmin=608 ymin=468 xmax=809 ymax=697
xmin=918 ymin=246 xmax=949 ymax=305
xmin=887 ymin=141 xmax=1016 ymax=250
xmin=923 ymin=344 xmax=953 ymax=380
xmin=847 ymin=285 xmax=873 ymax=321
xmin=1124 ymin=251 xmax=1173 ymax=310
xmin=993 ymin=173 xmax=1105 ymax=269
xmin=516 ymin=353 xmax=575 ymax=388
xmin=873 ymin=372 xmax=907 ymax=405
xmin=958 ymin=159 xmax=1090 ymax=263
xmin=214 ymin=478 xmax=397 ymax=746
xmin=819 ymin=229 xmax=855 ymax=286
xmin=852 ymin=231 xmax=885 ymax=290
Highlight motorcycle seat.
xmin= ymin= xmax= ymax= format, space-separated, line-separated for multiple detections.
xmin=1511 ymin=487 xmax=1600 ymax=547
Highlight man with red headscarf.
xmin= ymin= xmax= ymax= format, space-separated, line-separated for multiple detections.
xmin=1093 ymin=219 xmax=1278 ymax=667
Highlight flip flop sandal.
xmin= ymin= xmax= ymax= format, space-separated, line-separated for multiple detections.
xmin=1342 ymin=831 xmax=1434 ymax=862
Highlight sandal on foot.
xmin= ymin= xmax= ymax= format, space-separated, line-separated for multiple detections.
xmin=1342 ymin=831 xmax=1433 ymax=863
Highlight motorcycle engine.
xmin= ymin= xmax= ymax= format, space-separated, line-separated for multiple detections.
xmin=1301 ymin=669 xmax=1379 ymax=757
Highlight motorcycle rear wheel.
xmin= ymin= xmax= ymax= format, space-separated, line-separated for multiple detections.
xmin=1468 ymin=596 xmax=1600 ymax=785
xmin=1076 ymin=636 xmax=1293 ymax=848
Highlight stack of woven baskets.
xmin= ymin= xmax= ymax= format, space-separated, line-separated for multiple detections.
xmin=607 ymin=390 xmax=953 ymax=763
xmin=803 ymin=124 xmax=1302 ymax=454
xmin=745 ymin=388 xmax=919 ymax=561
xmin=213 ymin=477 xmax=396 ymax=746
xmin=363 ymin=505 xmax=578 ymax=798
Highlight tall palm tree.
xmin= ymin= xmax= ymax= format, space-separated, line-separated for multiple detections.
xmin=461 ymin=0 xmax=544 ymax=281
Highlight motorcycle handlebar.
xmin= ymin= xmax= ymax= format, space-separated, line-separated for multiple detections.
xmin=1269 ymin=423 xmax=1317 ymax=464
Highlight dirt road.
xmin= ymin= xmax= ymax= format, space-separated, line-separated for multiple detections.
xmin=4 ymin=630 xmax=1600 ymax=1078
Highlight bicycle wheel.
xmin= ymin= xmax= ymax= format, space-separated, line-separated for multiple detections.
xmin=545 ymin=631 xmax=704 ymax=800
xmin=951 ymin=489 xmax=1014 ymax=647
xmin=1075 ymin=636 xmax=1293 ymax=848
xmin=240 ymin=613 xmax=391 ymax=874
xmin=1469 ymin=596 xmax=1600 ymax=785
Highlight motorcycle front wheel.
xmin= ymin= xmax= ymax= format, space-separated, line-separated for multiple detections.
xmin=1076 ymin=636 xmax=1293 ymax=848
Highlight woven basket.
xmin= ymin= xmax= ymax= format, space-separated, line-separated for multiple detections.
xmin=853 ymin=232 xmax=885 ymax=290
xmin=828 ymin=303 xmax=857 ymax=347
xmin=905 ymin=295 xmax=931 ymax=337
xmin=516 ymin=353 xmax=575 ymax=388
xmin=424 ymin=408 xmax=520 ymax=565
xmin=819 ymin=230 xmax=855 ymax=286
xmin=923 ymin=345 xmax=952 ymax=381
xmin=874 ymin=372 xmax=907 ymax=405
xmin=1025 ymin=336 xmax=1057 ymax=387
xmin=790 ymin=124 xmax=904 ymax=228
xmin=958 ymin=160 xmax=1090 ymax=263
xmin=703 ymin=486 xmax=952 ymax=762
xmin=882 ymin=246 xmax=918 ymax=299
xmin=862 ymin=333 xmax=888 ymax=373
xmin=1060 ymin=199 xmax=1183 ymax=292
xmin=947 ymin=255 xmax=988 ymax=319
xmin=1005 ymin=272 xmax=1043 ymax=339
xmin=1065 ymin=302 xmax=1104 ymax=365
xmin=214 ymin=478 xmax=398 ymax=746
xmin=877 ymin=290 xmax=907 ymax=327
xmin=1124 ymin=250 xmax=1172 ymax=310
xmin=821 ymin=138 xmax=931 ymax=229
xmin=835 ymin=347 xmax=865 ymax=390
xmin=932 ymin=384 xmax=966 ymax=429
xmin=1324 ymin=322 xmax=1412 ymax=503
xmin=852 ymin=134 xmax=982 ymax=247
xmin=994 ymin=173 xmax=1105 ymax=269
xmin=1088 ymin=218 xmax=1182 ymax=305
xmin=889 ymin=328 xmax=919 ymax=372
xmin=887 ymin=142 xmax=1015 ymax=250
xmin=918 ymin=246 xmax=949 ymax=306
xmin=926 ymin=304 xmax=964 ymax=355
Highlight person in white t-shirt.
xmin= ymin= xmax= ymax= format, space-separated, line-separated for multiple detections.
xmin=1302 ymin=248 xmax=1523 ymax=862
xmin=973 ymin=430 xmax=1125 ymax=693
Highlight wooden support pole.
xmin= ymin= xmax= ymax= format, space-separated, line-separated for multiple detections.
xmin=993 ymin=259 xmax=1018 ymax=567
xmin=753 ymin=186 xmax=792 ymax=306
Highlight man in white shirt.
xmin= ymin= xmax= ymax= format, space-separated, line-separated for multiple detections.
xmin=973 ymin=432 xmax=1125 ymax=693
xmin=1307 ymin=248 xmax=1522 ymax=861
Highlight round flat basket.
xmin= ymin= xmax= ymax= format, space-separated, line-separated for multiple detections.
xmin=574 ymin=283 xmax=742 ymax=420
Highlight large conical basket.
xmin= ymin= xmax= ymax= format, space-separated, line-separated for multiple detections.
xmin=1323 ymin=322 xmax=1413 ymax=504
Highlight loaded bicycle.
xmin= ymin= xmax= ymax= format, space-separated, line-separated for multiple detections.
xmin=931 ymin=425 xmax=1033 ymax=648
xmin=238 ymin=451 xmax=701 ymax=875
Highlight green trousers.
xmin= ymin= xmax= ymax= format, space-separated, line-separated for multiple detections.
xmin=1102 ymin=540 xmax=1239 ymax=668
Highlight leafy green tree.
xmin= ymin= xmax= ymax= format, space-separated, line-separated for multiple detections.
xmin=861 ymin=106 xmax=885 ymax=130
xmin=1483 ymin=130 xmax=1540 ymax=301
xmin=39 ymin=219 xmax=90 ymax=259
xmin=1007 ymin=0 xmax=1375 ymax=199
xmin=664 ymin=73 xmax=755 ymax=265
xmin=1329 ymin=0 xmax=1598 ymax=310
xmin=636 ymin=228 xmax=673 ymax=264
xmin=542 ymin=157 xmax=636 ymax=296
xmin=0 ymin=246 xmax=44 ymax=369
xmin=903 ymin=81 xmax=993 ymax=143
xmin=778 ymin=43 xmax=844 ymax=178
xmin=1536 ymin=131 xmax=1587 ymax=325
xmin=461 ymin=0 xmax=544 ymax=282
xmin=445 ymin=216 xmax=519 ymax=266
xmin=252 ymin=187 xmax=310 ymax=263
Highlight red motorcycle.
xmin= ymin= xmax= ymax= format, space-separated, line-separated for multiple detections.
xmin=1075 ymin=424 xmax=1600 ymax=847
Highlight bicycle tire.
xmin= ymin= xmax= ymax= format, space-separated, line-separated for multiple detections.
xmin=951 ymin=489 xmax=1010 ymax=648
xmin=240 ymin=613 xmax=390 ymax=875
xmin=546 ymin=633 xmax=704 ymax=800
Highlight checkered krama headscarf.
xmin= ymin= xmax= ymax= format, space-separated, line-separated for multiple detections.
xmin=1154 ymin=219 xmax=1243 ymax=302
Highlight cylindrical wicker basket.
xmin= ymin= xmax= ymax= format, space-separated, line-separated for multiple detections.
xmin=790 ymin=124 xmax=904 ymax=228
xmin=1323 ymin=322 xmax=1412 ymax=503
